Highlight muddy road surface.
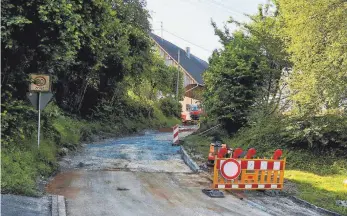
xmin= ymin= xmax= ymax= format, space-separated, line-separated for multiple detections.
xmin=46 ymin=131 xmax=323 ymax=216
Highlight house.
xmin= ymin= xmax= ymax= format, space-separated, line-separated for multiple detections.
xmin=150 ymin=33 xmax=208 ymax=118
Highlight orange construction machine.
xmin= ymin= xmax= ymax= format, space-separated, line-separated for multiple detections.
xmin=181 ymin=104 xmax=203 ymax=125
xmin=207 ymin=141 xmax=233 ymax=166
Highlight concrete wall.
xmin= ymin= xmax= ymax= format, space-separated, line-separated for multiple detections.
xmin=180 ymin=146 xmax=200 ymax=173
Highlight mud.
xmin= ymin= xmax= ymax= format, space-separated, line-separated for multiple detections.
xmin=45 ymin=171 xmax=82 ymax=199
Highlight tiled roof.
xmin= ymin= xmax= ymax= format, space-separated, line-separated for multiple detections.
xmin=150 ymin=33 xmax=208 ymax=85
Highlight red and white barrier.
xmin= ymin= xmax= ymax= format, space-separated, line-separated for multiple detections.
xmin=173 ymin=124 xmax=179 ymax=145
xmin=212 ymin=148 xmax=286 ymax=191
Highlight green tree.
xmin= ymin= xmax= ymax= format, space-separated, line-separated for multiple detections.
xmin=204 ymin=6 xmax=289 ymax=133
xmin=204 ymin=31 xmax=263 ymax=132
xmin=1 ymin=0 xmax=154 ymax=115
xmin=278 ymin=0 xmax=347 ymax=115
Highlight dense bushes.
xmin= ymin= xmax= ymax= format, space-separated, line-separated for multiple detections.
xmin=159 ymin=97 xmax=182 ymax=118
xmin=229 ymin=113 xmax=347 ymax=156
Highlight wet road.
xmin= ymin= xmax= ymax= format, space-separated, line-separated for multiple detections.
xmin=46 ymin=131 xmax=323 ymax=216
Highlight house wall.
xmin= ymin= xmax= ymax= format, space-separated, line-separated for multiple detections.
xmin=180 ymin=96 xmax=200 ymax=121
xmin=154 ymin=44 xmax=201 ymax=114
xmin=155 ymin=45 xmax=196 ymax=87
xmin=180 ymin=96 xmax=200 ymax=111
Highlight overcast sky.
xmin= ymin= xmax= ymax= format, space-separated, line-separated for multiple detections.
xmin=146 ymin=0 xmax=268 ymax=61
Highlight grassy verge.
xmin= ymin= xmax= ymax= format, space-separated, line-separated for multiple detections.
xmin=181 ymin=134 xmax=347 ymax=215
xmin=1 ymin=103 xmax=179 ymax=196
xmin=286 ymin=170 xmax=347 ymax=215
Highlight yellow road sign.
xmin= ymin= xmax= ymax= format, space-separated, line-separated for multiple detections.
xmin=29 ymin=74 xmax=51 ymax=92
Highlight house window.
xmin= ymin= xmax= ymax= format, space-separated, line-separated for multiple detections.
xmin=184 ymin=74 xmax=191 ymax=87
xmin=186 ymin=104 xmax=191 ymax=111
xmin=165 ymin=58 xmax=173 ymax=66
xmin=159 ymin=49 xmax=165 ymax=57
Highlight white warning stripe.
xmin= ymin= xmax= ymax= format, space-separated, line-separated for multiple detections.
xmin=260 ymin=161 xmax=268 ymax=170
xmin=247 ymin=161 xmax=255 ymax=170
xmin=273 ymin=162 xmax=281 ymax=170
xmin=219 ymin=160 xmax=225 ymax=169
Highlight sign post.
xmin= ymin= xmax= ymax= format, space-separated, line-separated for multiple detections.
xmin=38 ymin=92 xmax=41 ymax=149
xmin=27 ymin=74 xmax=52 ymax=149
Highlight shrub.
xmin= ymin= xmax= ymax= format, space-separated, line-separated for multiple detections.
xmin=159 ymin=97 xmax=182 ymax=118
xmin=1 ymin=148 xmax=38 ymax=195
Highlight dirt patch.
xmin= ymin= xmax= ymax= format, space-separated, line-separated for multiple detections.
xmin=45 ymin=171 xmax=82 ymax=199
xmin=282 ymin=179 xmax=300 ymax=195
xmin=142 ymin=175 xmax=176 ymax=206
xmin=158 ymin=128 xmax=173 ymax=132
xmin=146 ymin=187 xmax=175 ymax=206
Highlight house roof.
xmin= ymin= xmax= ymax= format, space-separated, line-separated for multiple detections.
xmin=150 ymin=33 xmax=208 ymax=85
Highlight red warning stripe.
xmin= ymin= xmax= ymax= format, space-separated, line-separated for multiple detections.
xmin=267 ymin=162 xmax=274 ymax=170
xmin=254 ymin=161 xmax=261 ymax=169
xmin=238 ymin=184 xmax=245 ymax=189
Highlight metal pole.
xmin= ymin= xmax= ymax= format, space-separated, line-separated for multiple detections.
xmin=38 ymin=92 xmax=41 ymax=149
xmin=176 ymin=49 xmax=180 ymax=100
xmin=161 ymin=21 xmax=163 ymax=41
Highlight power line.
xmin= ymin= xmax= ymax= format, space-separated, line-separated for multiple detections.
xmin=175 ymin=0 xmax=245 ymax=17
xmin=201 ymin=0 xmax=245 ymax=16
xmin=162 ymin=29 xmax=213 ymax=53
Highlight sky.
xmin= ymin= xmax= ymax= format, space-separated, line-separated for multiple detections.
xmin=146 ymin=0 xmax=268 ymax=61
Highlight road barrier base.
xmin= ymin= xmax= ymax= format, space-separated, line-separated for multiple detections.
xmin=202 ymin=189 xmax=225 ymax=198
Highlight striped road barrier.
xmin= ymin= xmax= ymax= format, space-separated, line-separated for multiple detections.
xmin=212 ymin=148 xmax=286 ymax=190
xmin=172 ymin=124 xmax=179 ymax=145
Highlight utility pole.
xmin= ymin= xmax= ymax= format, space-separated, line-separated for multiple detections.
xmin=161 ymin=21 xmax=163 ymax=41
xmin=176 ymin=49 xmax=180 ymax=100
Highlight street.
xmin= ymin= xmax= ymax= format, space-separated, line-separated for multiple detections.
xmin=44 ymin=131 xmax=324 ymax=216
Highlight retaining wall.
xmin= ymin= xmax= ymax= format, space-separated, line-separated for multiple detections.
xmin=180 ymin=146 xmax=200 ymax=173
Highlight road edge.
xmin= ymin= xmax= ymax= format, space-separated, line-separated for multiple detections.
xmin=288 ymin=196 xmax=341 ymax=216
xmin=51 ymin=195 xmax=66 ymax=216
xmin=180 ymin=146 xmax=200 ymax=173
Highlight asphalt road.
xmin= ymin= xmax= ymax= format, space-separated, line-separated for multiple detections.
xmin=45 ymin=130 xmax=324 ymax=216
xmin=1 ymin=194 xmax=50 ymax=216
